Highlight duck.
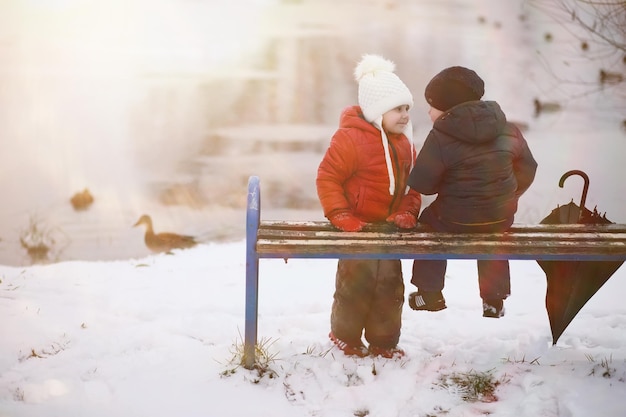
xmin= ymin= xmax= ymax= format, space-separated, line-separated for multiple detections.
xmin=599 ymin=69 xmax=623 ymax=85
xmin=70 ymin=188 xmax=94 ymax=211
xmin=133 ymin=214 xmax=197 ymax=253
xmin=533 ymin=98 xmax=562 ymax=117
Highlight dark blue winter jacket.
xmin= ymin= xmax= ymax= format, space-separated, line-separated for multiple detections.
xmin=407 ymin=100 xmax=537 ymax=225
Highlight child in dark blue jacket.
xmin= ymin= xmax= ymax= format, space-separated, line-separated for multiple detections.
xmin=407 ymin=66 xmax=538 ymax=318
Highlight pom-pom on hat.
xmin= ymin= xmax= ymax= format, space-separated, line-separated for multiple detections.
xmin=354 ymin=54 xmax=414 ymax=123
xmin=424 ymin=66 xmax=485 ymax=111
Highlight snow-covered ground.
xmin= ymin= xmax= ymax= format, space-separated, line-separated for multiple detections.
xmin=1 ymin=243 xmax=625 ymax=416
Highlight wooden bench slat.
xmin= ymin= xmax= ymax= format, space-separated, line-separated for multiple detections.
xmin=258 ymin=221 xmax=626 ymax=234
xmin=257 ymin=229 xmax=626 ymax=242
xmin=257 ymin=238 xmax=626 ymax=258
xmin=256 ymin=236 xmax=626 ymax=247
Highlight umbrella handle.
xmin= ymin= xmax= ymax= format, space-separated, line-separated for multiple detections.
xmin=558 ymin=170 xmax=589 ymax=218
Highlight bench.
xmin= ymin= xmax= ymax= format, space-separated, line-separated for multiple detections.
xmin=243 ymin=175 xmax=626 ymax=369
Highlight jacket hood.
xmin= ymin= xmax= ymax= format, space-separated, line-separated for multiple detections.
xmin=338 ymin=105 xmax=411 ymax=141
xmin=338 ymin=105 xmax=414 ymax=195
xmin=339 ymin=106 xmax=378 ymax=132
xmin=433 ymin=100 xmax=507 ymax=144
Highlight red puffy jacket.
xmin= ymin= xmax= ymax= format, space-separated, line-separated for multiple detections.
xmin=316 ymin=106 xmax=422 ymax=223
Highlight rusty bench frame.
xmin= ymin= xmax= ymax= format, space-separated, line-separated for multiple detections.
xmin=243 ymin=176 xmax=626 ymax=369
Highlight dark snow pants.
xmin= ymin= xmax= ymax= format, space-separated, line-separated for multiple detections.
xmin=411 ymin=204 xmax=513 ymax=301
xmin=331 ymin=258 xmax=404 ymax=349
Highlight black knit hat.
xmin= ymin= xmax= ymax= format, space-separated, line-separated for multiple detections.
xmin=424 ymin=66 xmax=485 ymax=111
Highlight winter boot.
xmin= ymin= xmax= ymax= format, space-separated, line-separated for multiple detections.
xmin=369 ymin=345 xmax=405 ymax=359
xmin=408 ymin=290 xmax=447 ymax=311
xmin=482 ymin=299 xmax=505 ymax=318
xmin=329 ymin=332 xmax=369 ymax=357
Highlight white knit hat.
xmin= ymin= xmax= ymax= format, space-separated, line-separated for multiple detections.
xmin=354 ymin=54 xmax=414 ymax=195
xmin=355 ymin=54 xmax=414 ymax=122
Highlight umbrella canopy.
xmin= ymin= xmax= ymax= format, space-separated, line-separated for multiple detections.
xmin=537 ymin=170 xmax=624 ymax=344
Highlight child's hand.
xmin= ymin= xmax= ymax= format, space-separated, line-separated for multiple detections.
xmin=386 ymin=211 xmax=417 ymax=230
xmin=330 ymin=213 xmax=366 ymax=232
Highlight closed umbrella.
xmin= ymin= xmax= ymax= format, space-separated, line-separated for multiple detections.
xmin=537 ymin=170 xmax=623 ymax=344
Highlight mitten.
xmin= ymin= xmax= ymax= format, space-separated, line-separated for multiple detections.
xmin=330 ymin=212 xmax=366 ymax=232
xmin=386 ymin=211 xmax=417 ymax=230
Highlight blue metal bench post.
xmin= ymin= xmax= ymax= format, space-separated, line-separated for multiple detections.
xmin=244 ymin=176 xmax=261 ymax=369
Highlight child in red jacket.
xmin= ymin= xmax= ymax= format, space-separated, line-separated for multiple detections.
xmin=316 ymin=54 xmax=422 ymax=358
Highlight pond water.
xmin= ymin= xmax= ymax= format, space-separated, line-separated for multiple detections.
xmin=0 ymin=0 xmax=624 ymax=266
